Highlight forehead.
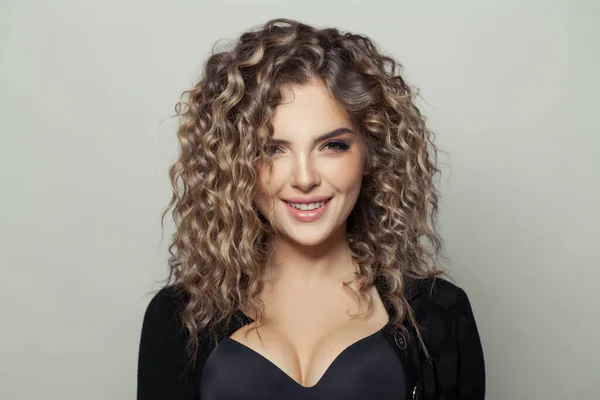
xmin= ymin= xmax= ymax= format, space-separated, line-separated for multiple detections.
xmin=271 ymin=81 xmax=352 ymax=138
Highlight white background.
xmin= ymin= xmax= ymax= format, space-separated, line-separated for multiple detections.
xmin=1 ymin=0 xmax=599 ymax=399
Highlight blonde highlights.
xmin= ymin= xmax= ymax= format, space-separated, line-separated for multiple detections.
xmin=160 ymin=18 xmax=445 ymax=365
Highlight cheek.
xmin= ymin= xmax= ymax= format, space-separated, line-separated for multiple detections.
xmin=257 ymin=159 xmax=290 ymax=190
xmin=256 ymin=166 xmax=271 ymax=206
xmin=329 ymin=155 xmax=365 ymax=191
xmin=255 ymin=173 xmax=272 ymax=219
xmin=257 ymin=164 xmax=268 ymax=192
xmin=256 ymin=164 xmax=283 ymax=212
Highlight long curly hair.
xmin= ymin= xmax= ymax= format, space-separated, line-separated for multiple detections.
xmin=160 ymin=18 xmax=446 ymax=364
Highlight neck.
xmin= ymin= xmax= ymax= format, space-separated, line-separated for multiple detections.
xmin=264 ymin=223 xmax=358 ymax=290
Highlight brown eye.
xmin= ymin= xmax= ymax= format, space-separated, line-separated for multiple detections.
xmin=323 ymin=141 xmax=350 ymax=151
xmin=265 ymin=146 xmax=282 ymax=156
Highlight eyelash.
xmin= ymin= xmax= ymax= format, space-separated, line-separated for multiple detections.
xmin=266 ymin=141 xmax=351 ymax=156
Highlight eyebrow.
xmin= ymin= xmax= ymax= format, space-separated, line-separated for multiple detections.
xmin=269 ymin=127 xmax=355 ymax=145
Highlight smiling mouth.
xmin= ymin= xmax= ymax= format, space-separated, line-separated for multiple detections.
xmin=283 ymin=199 xmax=330 ymax=211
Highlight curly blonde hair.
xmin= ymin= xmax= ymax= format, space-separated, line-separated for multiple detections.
xmin=160 ymin=18 xmax=446 ymax=364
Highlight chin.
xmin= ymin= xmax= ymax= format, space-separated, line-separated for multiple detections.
xmin=284 ymin=229 xmax=331 ymax=247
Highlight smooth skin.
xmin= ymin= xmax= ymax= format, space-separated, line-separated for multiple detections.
xmin=231 ymin=78 xmax=390 ymax=388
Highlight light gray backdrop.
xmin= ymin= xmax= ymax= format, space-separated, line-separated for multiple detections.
xmin=1 ymin=0 xmax=598 ymax=399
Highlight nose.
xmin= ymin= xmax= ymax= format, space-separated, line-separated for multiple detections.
xmin=290 ymin=154 xmax=320 ymax=192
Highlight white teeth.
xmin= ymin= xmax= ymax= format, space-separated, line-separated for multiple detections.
xmin=287 ymin=201 xmax=326 ymax=211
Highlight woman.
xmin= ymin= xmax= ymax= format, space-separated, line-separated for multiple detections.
xmin=137 ymin=18 xmax=485 ymax=400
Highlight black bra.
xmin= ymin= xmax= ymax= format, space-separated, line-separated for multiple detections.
xmin=200 ymin=326 xmax=405 ymax=400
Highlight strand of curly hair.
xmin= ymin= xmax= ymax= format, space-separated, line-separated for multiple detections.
xmin=159 ymin=18 xmax=447 ymax=369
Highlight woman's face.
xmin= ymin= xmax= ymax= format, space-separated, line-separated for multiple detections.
xmin=256 ymin=79 xmax=368 ymax=247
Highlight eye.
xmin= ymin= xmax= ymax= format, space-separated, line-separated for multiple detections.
xmin=323 ymin=141 xmax=350 ymax=152
xmin=265 ymin=146 xmax=282 ymax=156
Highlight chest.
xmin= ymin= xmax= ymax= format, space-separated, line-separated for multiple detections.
xmin=201 ymin=329 xmax=405 ymax=399
xmin=227 ymin=284 xmax=391 ymax=388
xmin=193 ymin=280 xmax=460 ymax=400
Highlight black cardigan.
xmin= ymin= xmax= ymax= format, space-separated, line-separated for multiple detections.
xmin=137 ymin=277 xmax=485 ymax=399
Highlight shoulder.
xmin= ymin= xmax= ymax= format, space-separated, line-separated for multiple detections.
xmin=408 ymin=276 xmax=481 ymax=343
xmin=411 ymin=277 xmax=486 ymax=398
xmin=411 ymin=276 xmax=474 ymax=315
xmin=138 ymin=285 xmax=193 ymax=365
xmin=143 ymin=285 xmax=187 ymax=320
xmin=409 ymin=276 xmax=484 ymax=367
xmin=137 ymin=285 xmax=197 ymax=398
xmin=141 ymin=286 xmax=187 ymax=335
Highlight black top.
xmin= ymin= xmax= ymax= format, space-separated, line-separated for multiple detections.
xmin=200 ymin=327 xmax=405 ymax=400
xmin=137 ymin=277 xmax=485 ymax=400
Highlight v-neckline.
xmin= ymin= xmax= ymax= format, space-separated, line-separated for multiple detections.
xmin=223 ymin=321 xmax=389 ymax=389
xmin=222 ymin=277 xmax=414 ymax=388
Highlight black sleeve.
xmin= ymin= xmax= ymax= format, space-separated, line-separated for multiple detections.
xmin=137 ymin=287 xmax=196 ymax=400
xmin=455 ymin=288 xmax=486 ymax=399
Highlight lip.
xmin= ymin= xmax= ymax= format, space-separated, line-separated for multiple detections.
xmin=282 ymin=195 xmax=332 ymax=204
xmin=282 ymin=197 xmax=332 ymax=222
